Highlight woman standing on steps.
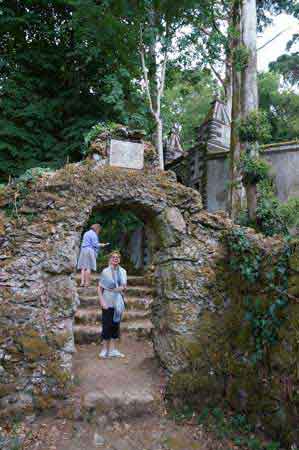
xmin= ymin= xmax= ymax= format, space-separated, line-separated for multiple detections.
xmin=98 ymin=251 xmax=127 ymax=358
xmin=77 ymin=223 xmax=109 ymax=287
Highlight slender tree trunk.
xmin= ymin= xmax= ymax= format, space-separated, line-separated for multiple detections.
xmin=241 ymin=0 xmax=259 ymax=220
xmin=156 ymin=118 xmax=164 ymax=168
xmin=139 ymin=22 xmax=167 ymax=170
xmin=229 ymin=0 xmax=243 ymax=219
xmin=229 ymin=0 xmax=258 ymax=219
xmin=241 ymin=0 xmax=258 ymax=122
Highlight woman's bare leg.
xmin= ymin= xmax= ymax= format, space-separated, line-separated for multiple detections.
xmin=109 ymin=340 xmax=115 ymax=352
xmin=80 ymin=269 xmax=85 ymax=287
xmin=85 ymin=269 xmax=91 ymax=287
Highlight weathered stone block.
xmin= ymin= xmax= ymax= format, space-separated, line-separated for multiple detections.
xmin=47 ymin=275 xmax=79 ymax=316
xmin=43 ymin=234 xmax=79 ymax=274
xmin=15 ymin=330 xmax=52 ymax=361
xmin=155 ymin=207 xmax=186 ymax=248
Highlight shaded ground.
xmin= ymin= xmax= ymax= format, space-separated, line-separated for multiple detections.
xmin=1 ymin=337 xmax=238 ymax=450
xmin=72 ymin=337 xmax=162 ymax=419
xmin=1 ymin=337 xmax=279 ymax=449
xmin=20 ymin=415 xmax=233 ymax=450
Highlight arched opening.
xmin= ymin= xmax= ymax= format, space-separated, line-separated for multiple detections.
xmin=82 ymin=205 xmax=156 ymax=274
xmin=72 ymin=202 xmax=164 ymax=416
xmin=74 ymin=202 xmax=161 ymax=346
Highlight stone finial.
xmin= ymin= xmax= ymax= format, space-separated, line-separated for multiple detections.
xmin=197 ymin=99 xmax=231 ymax=153
xmin=164 ymin=125 xmax=184 ymax=165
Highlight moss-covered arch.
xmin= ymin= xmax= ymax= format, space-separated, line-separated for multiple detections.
xmin=0 ymin=162 xmax=227 ymax=418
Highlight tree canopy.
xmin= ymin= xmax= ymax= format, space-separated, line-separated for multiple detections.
xmin=0 ymin=0 xmax=298 ymax=182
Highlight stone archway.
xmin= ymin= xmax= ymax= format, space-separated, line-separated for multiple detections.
xmin=0 ymin=162 xmax=230 ymax=417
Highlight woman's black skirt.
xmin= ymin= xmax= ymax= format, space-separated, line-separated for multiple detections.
xmin=101 ymin=307 xmax=120 ymax=340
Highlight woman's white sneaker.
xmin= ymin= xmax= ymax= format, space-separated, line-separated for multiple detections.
xmin=109 ymin=349 xmax=125 ymax=358
xmin=99 ymin=349 xmax=108 ymax=358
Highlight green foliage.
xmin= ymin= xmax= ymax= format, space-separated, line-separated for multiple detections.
xmin=240 ymin=154 xmax=270 ymax=185
xmin=269 ymin=52 xmax=299 ymax=87
xmin=226 ymin=228 xmax=291 ymax=364
xmin=259 ymin=71 xmax=299 ymax=143
xmin=255 ymin=179 xmax=288 ymax=236
xmin=278 ymin=197 xmax=299 ymax=230
xmin=169 ymin=405 xmax=282 ymax=449
xmin=237 ymin=110 xmax=271 ymax=144
xmin=4 ymin=167 xmax=52 ymax=219
xmin=16 ymin=167 xmax=53 ymax=184
xmin=0 ymin=0 xmax=151 ymax=182
xmin=162 ymin=69 xmax=217 ymax=149
xmin=240 ymin=177 xmax=299 ymax=237
xmin=232 ymin=45 xmax=251 ymax=72
xmin=82 ymin=121 xmax=122 ymax=155
xmin=85 ymin=207 xmax=144 ymax=271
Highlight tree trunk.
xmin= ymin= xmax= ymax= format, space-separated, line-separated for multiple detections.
xmin=229 ymin=0 xmax=258 ymax=219
xmin=241 ymin=0 xmax=258 ymax=121
xmin=246 ymin=183 xmax=257 ymax=222
xmin=156 ymin=117 xmax=164 ymax=170
xmin=228 ymin=0 xmax=243 ymax=219
xmin=241 ymin=0 xmax=259 ymax=219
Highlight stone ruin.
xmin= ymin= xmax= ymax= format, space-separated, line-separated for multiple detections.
xmin=0 ymin=154 xmax=245 ymax=419
xmin=0 ymin=157 xmax=299 ymax=448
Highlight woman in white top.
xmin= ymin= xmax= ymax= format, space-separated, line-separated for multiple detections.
xmin=98 ymin=251 xmax=127 ymax=358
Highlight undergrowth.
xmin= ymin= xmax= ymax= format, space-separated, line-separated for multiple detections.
xmin=169 ymin=405 xmax=283 ymax=450
xmin=225 ymin=227 xmax=291 ymax=363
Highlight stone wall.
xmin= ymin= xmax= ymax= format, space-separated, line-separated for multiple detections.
xmin=0 ymin=161 xmax=232 ymax=418
xmin=169 ymin=142 xmax=299 ymax=213
xmin=167 ymin=229 xmax=299 ymax=446
xmin=263 ymin=142 xmax=299 ymax=202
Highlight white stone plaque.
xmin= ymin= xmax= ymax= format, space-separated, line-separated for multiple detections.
xmin=109 ymin=139 xmax=144 ymax=169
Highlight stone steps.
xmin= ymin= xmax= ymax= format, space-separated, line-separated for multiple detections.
xmin=75 ymin=307 xmax=150 ymax=325
xmin=78 ymin=295 xmax=153 ymax=310
xmin=74 ymin=320 xmax=153 ymax=344
xmin=77 ymin=285 xmax=154 ymax=298
xmin=74 ymin=273 xmax=154 ymax=344
xmin=75 ymin=274 xmax=152 ymax=287
xmin=71 ymin=338 xmax=162 ymax=423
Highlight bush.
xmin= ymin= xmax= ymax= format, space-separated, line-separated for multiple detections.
xmin=233 ymin=45 xmax=250 ymax=72
xmin=237 ymin=110 xmax=271 ymax=143
xmin=240 ymin=153 xmax=271 ymax=185
xmin=238 ymin=178 xmax=299 ymax=237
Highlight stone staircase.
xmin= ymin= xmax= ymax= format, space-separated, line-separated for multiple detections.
xmin=74 ymin=273 xmax=154 ymax=344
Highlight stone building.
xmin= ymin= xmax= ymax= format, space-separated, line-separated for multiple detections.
xmin=166 ymin=99 xmax=299 ymax=212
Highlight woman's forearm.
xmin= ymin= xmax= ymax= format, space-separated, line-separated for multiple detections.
xmin=97 ymin=286 xmax=107 ymax=308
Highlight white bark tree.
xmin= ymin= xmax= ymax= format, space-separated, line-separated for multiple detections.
xmin=241 ymin=0 xmax=258 ymax=120
xmin=139 ymin=26 xmax=168 ymax=170
xmin=229 ymin=0 xmax=258 ymax=219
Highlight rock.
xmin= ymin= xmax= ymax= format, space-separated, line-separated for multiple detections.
xmin=43 ymin=233 xmax=79 ymax=274
xmin=156 ymin=207 xmax=186 ymax=248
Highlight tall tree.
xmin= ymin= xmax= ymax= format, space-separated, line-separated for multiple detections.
xmin=229 ymin=0 xmax=259 ymax=219
xmin=137 ymin=0 xmax=201 ymax=169
xmin=0 ymin=0 xmax=147 ymax=181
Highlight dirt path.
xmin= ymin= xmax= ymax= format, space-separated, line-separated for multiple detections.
xmin=2 ymin=337 xmax=239 ymax=449
xmin=72 ymin=337 xmax=163 ymax=420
